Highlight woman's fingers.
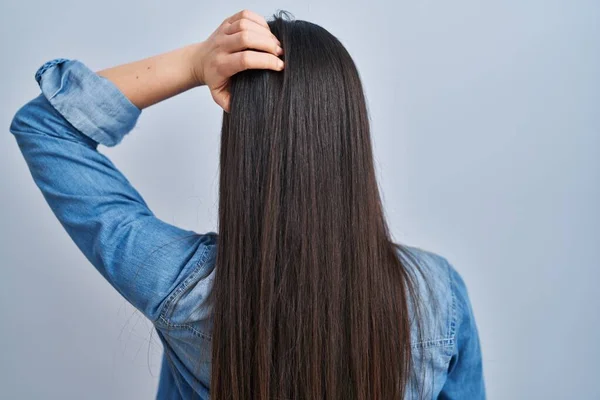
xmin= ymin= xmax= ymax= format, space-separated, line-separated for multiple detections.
xmin=223 ymin=18 xmax=279 ymax=45
xmin=223 ymin=51 xmax=284 ymax=76
xmin=205 ymin=10 xmax=285 ymax=112
xmin=223 ymin=30 xmax=282 ymax=56
xmin=211 ymin=88 xmax=231 ymax=113
xmin=226 ymin=9 xmax=269 ymax=29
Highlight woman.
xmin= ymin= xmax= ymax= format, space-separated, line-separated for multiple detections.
xmin=9 ymin=9 xmax=485 ymax=400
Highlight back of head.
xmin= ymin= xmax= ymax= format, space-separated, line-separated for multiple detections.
xmin=208 ymin=11 xmax=430 ymax=400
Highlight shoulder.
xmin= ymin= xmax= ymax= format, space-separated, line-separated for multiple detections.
xmin=396 ymin=243 xmax=468 ymax=307
xmin=395 ymin=244 xmax=455 ymax=304
xmin=393 ymin=244 xmax=466 ymax=351
xmin=396 ymin=245 xmax=486 ymax=399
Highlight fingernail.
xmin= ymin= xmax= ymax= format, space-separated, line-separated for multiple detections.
xmin=279 ymin=59 xmax=284 ymax=69
xmin=277 ymin=46 xmax=283 ymax=55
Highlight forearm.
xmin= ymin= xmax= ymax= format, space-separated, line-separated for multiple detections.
xmin=96 ymin=10 xmax=283 ymax=112
xmin=96 ymin=42 xmax=204 ymax=110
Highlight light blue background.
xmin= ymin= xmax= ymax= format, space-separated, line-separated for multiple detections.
xmin=1 ymin=1 xmax=598 ymax=399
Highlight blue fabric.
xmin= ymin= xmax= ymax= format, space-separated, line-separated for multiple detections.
xmin=9 ymin=58 xmax=486 ymax=399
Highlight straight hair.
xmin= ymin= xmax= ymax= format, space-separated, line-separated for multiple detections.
xmin=204 ymin=11 xmax=434 ymax=400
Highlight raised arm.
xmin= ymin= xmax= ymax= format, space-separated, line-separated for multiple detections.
xmin=8 ymin=10 xmax=283 ymax=322
xmin=97 ymin=9 xmax=283 ymax=111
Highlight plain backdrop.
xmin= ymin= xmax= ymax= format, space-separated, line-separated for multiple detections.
xmin=1 ymin=1 xmax=598 ymax=399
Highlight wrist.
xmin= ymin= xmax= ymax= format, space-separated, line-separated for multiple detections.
xmin=186 ymin=41 xmax=207 ymax=88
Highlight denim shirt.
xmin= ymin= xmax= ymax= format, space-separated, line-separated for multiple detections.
xmin=9 ymin=58 xmax=486 ymax=400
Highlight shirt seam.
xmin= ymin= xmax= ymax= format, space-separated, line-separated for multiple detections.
xmin=411 ymin=337 xmax=454 ymax=350
xmin=155 ymin=244 xmax=213 ymax=325
xmin=447 ymin=260 xmax=459 ymax=358
xmin=158 ymin=315 xmax=213 ymax=341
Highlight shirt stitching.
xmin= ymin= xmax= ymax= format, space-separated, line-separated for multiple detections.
xmin=447 ymin=261 xmax=459 ymax=358
xmin=157 ymin=242 xmax=215 ymax=324
xmin=158 ymin=314 xmax=213 ymax=341
xmin=34 ymin=58 xmax=70 ymax=84
xmin=411 ymin=337 xmax=454 ymax=350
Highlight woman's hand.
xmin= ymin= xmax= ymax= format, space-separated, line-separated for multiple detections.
xmin=192 ymin=9 xmax=284 ymax=112
xmin=96 ymin=10 xmax=283 ymax=111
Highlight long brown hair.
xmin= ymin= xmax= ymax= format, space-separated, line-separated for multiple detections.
xmin=206 ymin=11 xmax=432 ymax=400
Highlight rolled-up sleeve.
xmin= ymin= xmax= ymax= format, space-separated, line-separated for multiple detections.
xmin=33 ymin=58 xmax=140 ymax=146
xmin=9 ymin=58 xmax=215 ymax=322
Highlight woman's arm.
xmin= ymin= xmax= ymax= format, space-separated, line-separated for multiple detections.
xmin=10 ymin=59 xmax=207 ymax=322
xmin=96 ymin=43 xmax=201 ymax=110
xmin=8 ymin=9 xmax=282 ymax=322
xmin=97 ymin=9 xmax=283 ymax=111
xmin=439 ymin=263 xmax=487 ymax=399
